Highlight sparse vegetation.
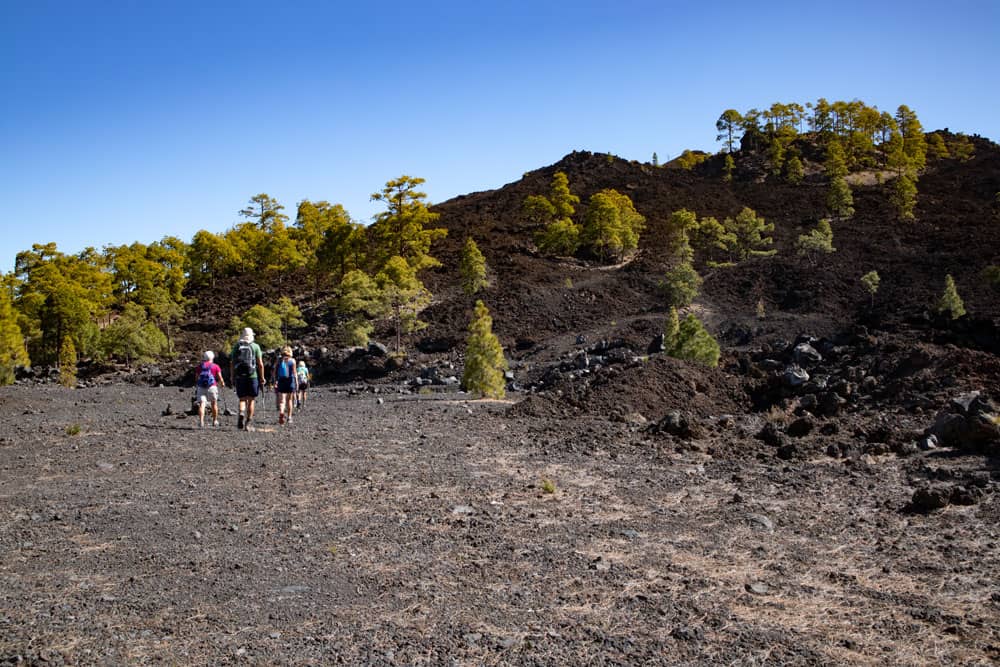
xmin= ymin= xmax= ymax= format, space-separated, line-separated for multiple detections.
xmin=65 ymin=423 xmax=81 ymax=436
xmin=540 ymin=478 xmax=557 ymax=494
xmin=861 ymin=270 xmax=881 ymax=307
xmin=936 ymin=274 xmax=966 ymax=319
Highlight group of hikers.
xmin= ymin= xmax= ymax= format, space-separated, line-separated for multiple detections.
xmin=193 ymin=327 xmax=311 ymax=431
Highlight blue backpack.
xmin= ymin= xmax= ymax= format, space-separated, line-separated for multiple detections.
xmin=277 ymin=359 xmax=294 ymax=379
xmin=196 ymin=362 xmax=216 ymax=388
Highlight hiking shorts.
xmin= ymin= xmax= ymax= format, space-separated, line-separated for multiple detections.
xmin=276 ymin=377 xmax=295 ymax=394
xmin=298 ymin=381 xmax=309 ymax=392
xmin=235 ymin=377 xmax=259 ymax=399
xmin=196 ymin=385 xmax=219 ymax=405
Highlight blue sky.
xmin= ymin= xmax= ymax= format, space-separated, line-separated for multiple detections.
xmin=2 ymin=0 xmax=998 ymax=273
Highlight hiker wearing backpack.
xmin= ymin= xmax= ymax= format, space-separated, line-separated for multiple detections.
xmin=195 ymin=351 xmax=225 ymax=428
xmin=230 ymin=327 xmax=265 ymax=431
xmin=273 ymin=346 xmax=298 ymax=425
xmin=295 ymin=359 xmax=311 ymax=409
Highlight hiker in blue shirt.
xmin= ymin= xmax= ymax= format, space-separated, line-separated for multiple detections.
xmin=295 ymin=359 xmax=311 ymax=410
xmin=273 ymin=346 xmax=298 ymax=425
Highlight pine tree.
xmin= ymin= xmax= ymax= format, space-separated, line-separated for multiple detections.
xmin=535 ymin=218 xmax=581 ymax=256
xmin=785 ymin=153 xmax=804 ymax=184
xmin=581 ymin=189 xmax=645 ymax=262
xmin=891 ymin=171 xmax=918 ymax=221
xmin=860 ymin=271 xmax=880 ymax=308
xmin=716 ymin=109 xmax=743 ymax=153
xmin=334 ymin=270 xmax=382 ymax=347
xmin=529 ymin=172 xmax=582 ymax=257
xmin=661 ymin=262 xmax=702 ymax=308
xmin=459 ymin=237 xmax=489 ymax=295
xmin=827 ymin=177 xmax=855 ymax=219
xmin=462 ymin=300 xmax=508 ymax=399
xmin=796 ymin=219 xmax=836 ymax=262
xmin=375 ymin=256 xmax=432 ymax=352
xmin=229 ymin=304 xmax=285 ymax=351
xmin=724 ymin=207 xmax=776 ymax=261
xmin=664 ymin=307 xmax=680 ymax=350
xmin=926 ymin=133 xmax=950 ymax=160
xmin=936 ymin=274 xmax=966 ymax=319
xmin=723 ymin=153 xmax=735 ymax=182
xmin=668 ymin=312 xmax=720 ymax=367
xmin=0 ymin=285 xmax=28 ymax=385
xmin=370 ymin=176 xmax=448 ymax=272
xmin=58 ymin=336 xmax=77 ymax=388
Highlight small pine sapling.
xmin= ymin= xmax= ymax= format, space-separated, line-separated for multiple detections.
xmin=936 ymin=274 xmax=966 ymax=319
xmin=860 ymin=271 xmax=880 ymax=308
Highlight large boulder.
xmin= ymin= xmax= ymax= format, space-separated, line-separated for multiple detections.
xmin=926 ymin=391 xmax=1000 ymax=452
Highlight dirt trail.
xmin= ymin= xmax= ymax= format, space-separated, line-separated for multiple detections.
xmin=2 ymin=385 xmax=998 ymax=664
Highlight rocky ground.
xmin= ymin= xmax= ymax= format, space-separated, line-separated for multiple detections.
xmin=2 ymin=380 xmax=999 ymax=665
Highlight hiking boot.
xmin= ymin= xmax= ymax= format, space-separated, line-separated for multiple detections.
xmin=237 ymin=414 xmax=244 ymax=430
xmin=278 ymin=413 xmax=286 ymax=425
xmin=287 ymin=416 xmax=293 ymax=425
xmin=213 ymin=419 xmax=220 ymax=428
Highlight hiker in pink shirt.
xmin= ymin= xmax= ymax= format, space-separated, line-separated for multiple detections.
xmin=194 ymin=351 xmax=225 ymax=428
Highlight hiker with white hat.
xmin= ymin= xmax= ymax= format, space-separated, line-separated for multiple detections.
xmin=229 ymin=327 xmax=265 ymax=431
xmin=194 ymin=350 xmax=225 ymax=428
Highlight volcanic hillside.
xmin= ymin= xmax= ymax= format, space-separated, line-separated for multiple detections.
xmin=173 ymin=133 xmax=1000 ymax=402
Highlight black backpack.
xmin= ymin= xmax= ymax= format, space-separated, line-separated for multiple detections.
xmin=234 ymin=341 xmax=255 ymax=378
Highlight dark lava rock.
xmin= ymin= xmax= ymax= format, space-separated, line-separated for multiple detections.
xmin=671 ymin=626 xmax=704 ymax=641
xmin=911 ymin=486 xmax=951 ymax=512
xmin=786 ymin=417 xmax=815 ymax=438
xmin=756 ymin=422 xmax=785 ymax=447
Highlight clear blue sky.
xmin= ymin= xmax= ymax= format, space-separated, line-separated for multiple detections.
xmin=2 ymin=0 xmax=998 ymax=273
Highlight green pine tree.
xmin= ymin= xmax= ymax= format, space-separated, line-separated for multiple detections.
xmin=664 ymin=307 xmax=680 ymax=351
xmin=891 ymin=171 xmax=918 ymax=221
xmin=724 ymin=207 xmax=776 ymax=261
xmin=669 ymin=313 xmax=720 ymax=367
xmin=581 ymin=189 xmax=645 ymax=262
xmin=936 ymin=274 xmax=966 ymax=319
xmin=827 ymin=177 xmax=855 ymax=219
xmin=860 ymin=270 xmax=880 ymax=308
xmin=462 ymin=300 xmax=508 ymax=399
xmin=58 ymin=335 xmax=77 ymax=388
xmin=796 ymin=219 xmax=836 ymax=261
xmin=723 ymin=153 xmax=735 ymax=182
xmin=370 ymin=176 xmax=448 ymax=272
xmin=660 ymin=262 xmax=703 ymax=308
xmin=0 ymin=285 xmax=29 ymax=385
xmin=459 ymin=237 xmax=489 ymax=295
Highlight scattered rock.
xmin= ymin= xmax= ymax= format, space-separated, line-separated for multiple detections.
xmin=745 ymin=581 xmax=769 ymax=595
xmin=785 ymin=417 xmax=815 ymax=438
xmin=910 ymin=486 xmax=951 ymax=512
xmin=747 ymin=514 xmax=774 ymax=532
xmin=671 ymin=626 xmax=703 ymax=641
